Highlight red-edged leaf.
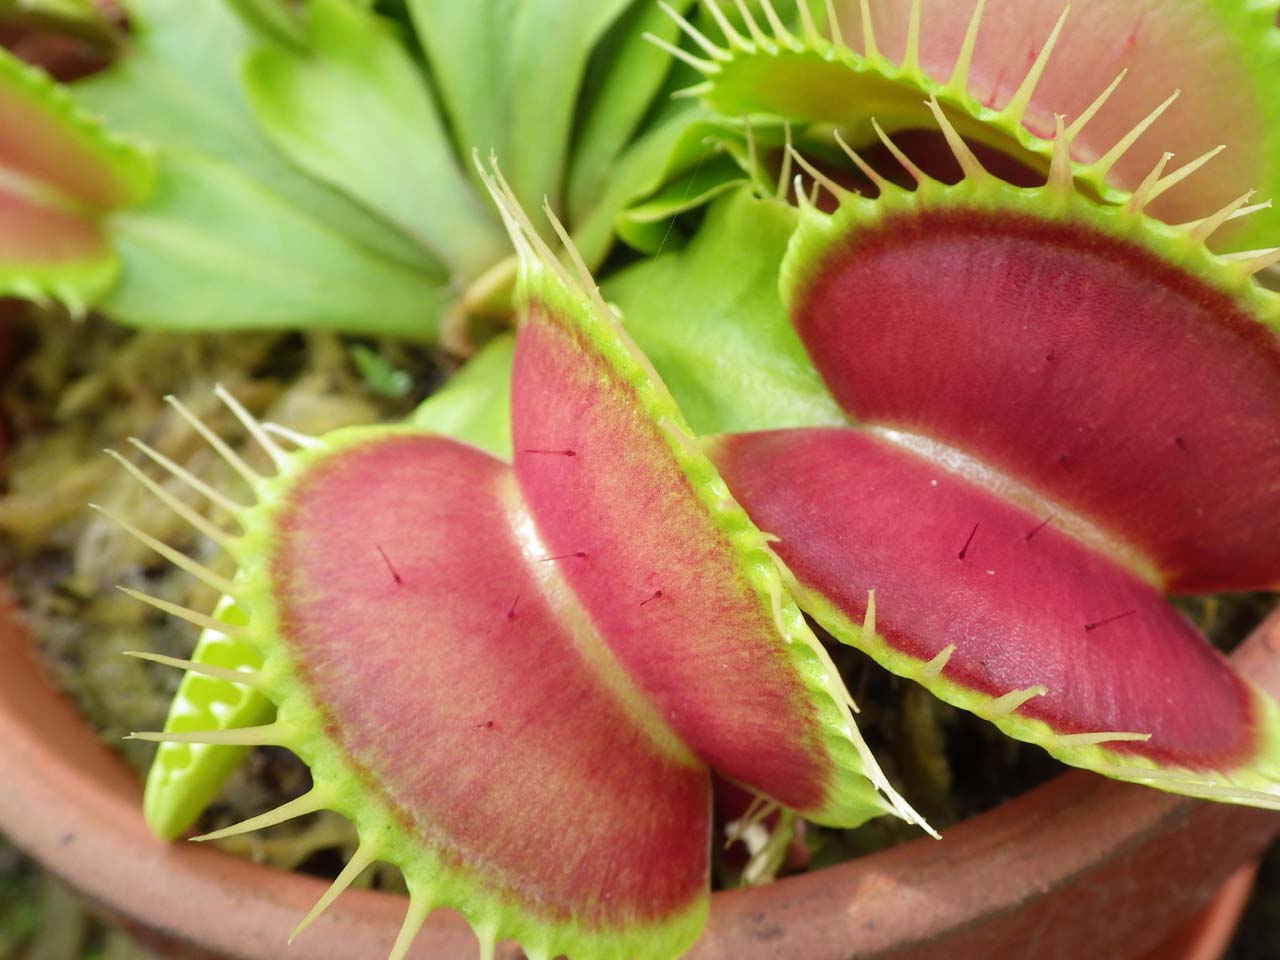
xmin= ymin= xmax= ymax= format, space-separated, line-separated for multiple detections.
xmin=711 ymin=148 xmax=1280 ymax=807
xmin=713 ymin=427 xmax=1280 ymax=806
xmin=269 ymin=433 xmax=710 ymax=954
xmin=789 ymin=204 xmax=1280 ymax=593
xmin=715 ymin=430 xmax=1250 ymax=759
xmin=842 ymin=0 xmax=1280 ymax=247
xmin=0 ymin=46 xmax=149 ymax=308
xmin=114 ymin=167 xmax=929 ymax=960
xmin=497 ymin=174 xmax=922 ymax=832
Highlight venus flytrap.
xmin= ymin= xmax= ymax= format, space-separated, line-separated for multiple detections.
xmin=832 ymin=0 xmax=1280 ymax=247
xmin=3 ymin=0 xmax=1274 ymax=956
xmin=101 ymin=162 xmax=928 ymax=960
xmin=686 ymin=104 xmax=1280 ymax=805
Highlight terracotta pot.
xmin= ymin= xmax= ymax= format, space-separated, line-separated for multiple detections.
xmin=1140 ymin=861 xmax=1257 ymax=960
xmin=1 ymin=595 xmax=1276 ymax=960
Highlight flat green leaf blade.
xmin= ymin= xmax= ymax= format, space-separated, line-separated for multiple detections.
xmin=566 ymin=0 xmax=694 ymax=225
xmin=613 ymin=153 xmax=747 ymax=253
xmin=603 ymin=186 xmax=844 ymax=435
xmin=570 ymin=104 xmax=730 ymax=268
xmin=104 ymin=149 xmax=450 ymax=338
xmin=76 ymin=0 xmax=440 ymax=274
xmin=406 ymin=0 xmax=633 ymax=215
xmin=243 ymin=0 xmax=506 ymax=279
xmin=407 ymin=333 xmax=514 ymax=460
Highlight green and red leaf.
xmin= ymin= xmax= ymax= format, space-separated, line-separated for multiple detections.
xmin=841 ymin=0 xmax=1280 ymax=248
xmin=711 ymin=427 xmax=1280 ymax=805
xmin=494 ymin=165 xmax=923 ymax=832
xmin=0 ymin=44 xmax=149 ymax=309
xmin=782 ymin=162 xmax=1280 ymax=595
xmin=115 ymin=167 xmax=927 ymax=960
xmin=705 ymin=119 xmax=1280 ymax=807
xmin=261 ymin=429 xmax=711 ymax=959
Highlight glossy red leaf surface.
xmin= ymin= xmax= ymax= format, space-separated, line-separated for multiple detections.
xmin=272 ymin=433 xmax=710 ymax=930
xmin=511 ymin=304 xmax=870 ymax=822
xmin=713 ymin=427 xmax=1259 ymax=770
xmin=792 ymin=207 xmax=1280 ymax=593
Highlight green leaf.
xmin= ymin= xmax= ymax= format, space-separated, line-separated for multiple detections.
xmin=405 ymin=0 xmax=634 ymax=215
xmin=76 ymin=0 xmax=442 ymax=275
xmin=243 ymin=0 xmax=506 ymax=279
xmin=603 ymin=186 xmax=844 ymax=435
xmin=407 ymin=334 xmax=514 ymax=459
xmin=224 ymin=0 xmax=305 ymax=48
xmin=350 ymin=344 xmax=413 ymax=398
xmin=565 ymin=0 xmax=694 ymax=226
xmin=0 ymin=45 xmax=151 ymax=311
xmin=0 ymin=0 xmax=98 ymax=19
xmin=615 ymin=152 xmax=748 ymax=253
xmin=104 ymin=149 xmax=451 ymax=337
xmin=570 ymin=104 xmax=736 ymax=268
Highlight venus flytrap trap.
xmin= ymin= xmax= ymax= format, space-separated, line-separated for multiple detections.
xmin=662 ymin=0 xmax=1280 ymax=247
xmin=99 ymin=161 xmax=929 ymax=960
xmin=694 ymin=104 xmax=1280 ymax=804
xmin=3 ymin=0 xmax=1278 ymax=955
xmin=831 ymin=0 xmax=1280 ymax=246
xmin=0 ymin=44 xmax=150 ymax=312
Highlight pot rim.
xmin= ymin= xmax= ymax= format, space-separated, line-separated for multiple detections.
xmin=1 ymin=592 xmax=1277 ymax=960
